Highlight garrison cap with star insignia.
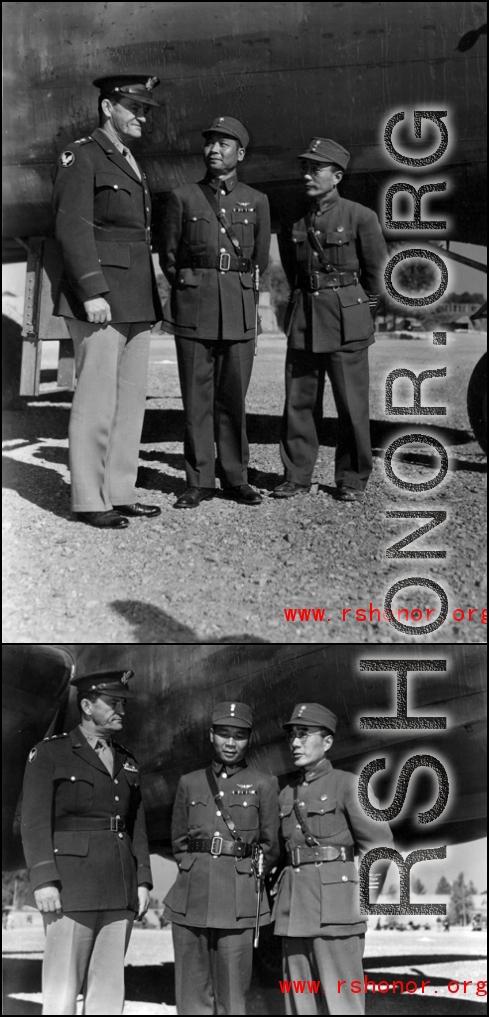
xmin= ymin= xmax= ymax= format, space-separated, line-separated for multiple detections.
xmin=211 ymin=701 xmax=254 ymax=728
xmin=70 ymin=668 xmax=136 ymax=699
xmin=299 ymin=137 xmax=350 ymax=170
xmin=202 ymin=116 xmax=249 ymax=148
xmin=93 ymin=74 xmax=161 ymax=106
xmin=283 ymin=702 xmax=338 ymax=733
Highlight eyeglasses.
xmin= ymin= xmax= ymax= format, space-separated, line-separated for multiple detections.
xmin=299 ymin=161 xmax=332 ymax=176
xmin=285 ymin=727 xmax=320 ymax=742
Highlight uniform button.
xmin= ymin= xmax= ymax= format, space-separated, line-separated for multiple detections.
xmin=114 ymin=779 xmax=118 ymax=785
xmin=320 ymin=809 xmax=324 ymax=813
xmin=296 ymin=824 xmax=301 ymax=829
xmin=279 ymin=812 xmax=284 ymax=819
xmin=221 ymin=208 xmax=226 ymax=213
xmin=313 ymin=291 xmax=319 ymax=296
xmin=342 ymin=875 xmax=348 ymax=882
xmin=113 ymin=185 xmax=118 ymax=190
xmin=222 ymin=773 xmax=227 ymax=778
xmin=243 ymin=802 xmax=248 ymax=808
xmin=114 ymin=796 xmax=120 ymax=802
xmin=321 ymin=795 xmax=327 ymax=801
xmin=299 ymin=802 xmax=305 ymax=807
xmin=357 ymin=298 xmax=362 ymax=303
xmin=192 ymin=216 xmax=197 ymax=221
xmin=118 ymin=833 xmax=123 ymax=839
xmin=220 ymin=189 xmax=226 ymax=195
xmin=220 ymin=247 xmax=226 ymax=253
xmin=244 ymin=219 xmax=248 ymax=224
xmin=326 ymin=264 xmax=331 ymax=270
xmin=70 ymin=776 xmax=76 ymax=782
xmin=338 ymin=240 xmax=342 ymax=244
xmin=337 ymin=226 xmax=344 ymax=232
xmin=216 ymin=810 xmax=222 ymax=817
xmin=190 ymin=801 xmax=195 ymax=806
xmin=54 ymin=848 xmax=58 ymax=853
xmin=146 ymin=206 xmax=149 ymax=212
xmin=220 ymin=227 xmax=226 ymax=233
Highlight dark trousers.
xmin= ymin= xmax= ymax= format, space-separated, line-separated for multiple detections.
xmin=282 ymin=935 xmax=365 ymax=1015
xmin=280 ymin=347 xmax=372 ymax=491
xmin=175 ymin=336 xmax=255 ymax=488
xmin=172 ymin=923 xmax=254 ymax=1015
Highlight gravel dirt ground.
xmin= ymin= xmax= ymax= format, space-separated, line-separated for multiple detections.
xmin=3 ymin=926 xmax=487 ymax=1014
xmin=2 ymin=331 xmax=487 ymax=643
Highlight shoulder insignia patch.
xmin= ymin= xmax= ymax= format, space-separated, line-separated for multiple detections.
xmin=60 ymin=151 xmax=75 ymax=168
xmin=28 ymin=747 xmax=37 ymax=763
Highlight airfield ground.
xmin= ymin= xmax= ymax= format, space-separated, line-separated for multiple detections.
xmin=2 ymin=332 xmax=486 ymax=644
xmin=3 ymin=925 xmax=487 ymax=1014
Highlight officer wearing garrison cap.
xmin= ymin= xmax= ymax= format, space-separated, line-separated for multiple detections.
xmin=273 ymin=138 xmax=388 ymax=503
xmin=164 ymin=701 xmax=280 ymax=1014
xmin=53 ymin=75 xmax=163 ymax=528
xmin=21 ymin=669 xmax=152 ymax=1015
xmin=159 ymin=116 xmax=271 ymax=508
xmin=273 ymin=703 xmax=393 ymax=1016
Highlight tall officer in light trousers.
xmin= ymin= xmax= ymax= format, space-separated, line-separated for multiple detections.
xmin=273 ymin=703 xmax=393 ymax=1015
xmin=53 ymin=74 xmax=163 ymax=528
xmin=21 ymin=668 xmax=152 ymax=1015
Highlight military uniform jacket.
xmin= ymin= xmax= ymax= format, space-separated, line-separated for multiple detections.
xmin=159 ymin=174 xmax=271 ymax=341
xmin=20 ymin=728 xmax=153 ymax=912
xmin=53 ymin=127 xmax=162 ymax=323
xmin=164 ymin=760 xmax=280 ymax=928
xmin=279 ymin=190 xmax=388 ymax=352
xmin=273 ymin=758 xmax=393 ymax=937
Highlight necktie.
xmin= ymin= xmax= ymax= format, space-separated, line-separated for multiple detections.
xmin=122 ymin=147 xmax=141 ymax=180
xmin=94 ymin=739 xmax=113 ymax=775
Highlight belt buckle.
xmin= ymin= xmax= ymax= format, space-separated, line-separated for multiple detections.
xmin=110 ymin=817 xmax=120 ymax=832
xmin=291 ymin=846 xmax=301 ymax=867
xmin=219 ymin=252 xmax=231 ymax=272
xmin=309 ymin=272 xmax=320 ymax=291
xmin=210 ymin=835 xmax=223 ymax=856
xmin=322 ymin=845 xmax=340 ymax=862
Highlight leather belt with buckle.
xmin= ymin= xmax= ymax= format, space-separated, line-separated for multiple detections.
xmin=287 ymin=844 xmax=354 ymax=866
xmin=187 ymin=837 xmax=253 ymax=858
xmin=54 ymin=816 xmax=127 ymax=833
xmin=181 ymin=255 xmax=252 ymax=273
xmin=300 ymin=270 xmax=358 ymax=291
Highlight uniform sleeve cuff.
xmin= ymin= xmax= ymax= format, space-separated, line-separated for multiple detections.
xmin=29 ymin=860 xmax=60 ymax=890
xmin=138 ymin=866 xmax=153 ymax=888
xmin=76 ymin=271 xmax=110 ymax=302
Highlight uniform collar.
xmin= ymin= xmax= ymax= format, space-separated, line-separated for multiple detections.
xmin=204 ymin=171 xmax=238 ymax=193
xmin=79 ymin=726 xmax=111 ymax=748
xmin=313 ymin=187 xmax=340 ymax=214
xmin=301 ymin=757 xmax=332 ymax=783
xmin=212 ymin=757 xmax=247 ymax=777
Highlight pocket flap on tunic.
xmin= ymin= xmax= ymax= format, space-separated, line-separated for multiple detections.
xmin=279 ymin=802 xmax=294 ymax=819
xmin=325 ymin=230 xmax=353 ymax=245
xmin=319 ymin=862 xmax=358 ymax=885
xmin=96 ymin=242 xmax=130 ymax=268
xmin=337 ymin=287 xmax=368 ymax=307
xmin=53 ymin=767 xmax=94 ymax=785
xmin=179 ymin=853 xmax=196 ymax=871
xmin=230 ymin=211 xmax=257 ymax=224
xmin=53 ymin=832 xmax=90 ymax=856
xmin=95 ymin=173 xmax=132 ymax=193
xmin=306 ymin=797 xmax=337 ymax=816
xmin=183 ymin=209 xmax=212 ymax=223
xmin=235 ymin=856 xmax=253 ymax=875
xmin=239 ymin=273 xmax=254 ymax=288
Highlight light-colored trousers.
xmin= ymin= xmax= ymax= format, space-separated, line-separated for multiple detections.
xmin=66 ymin=319 xmax=152 ymax=512
xmin=282 ymin=934 xmax=365 ymax=1016
xmin=42 ymin=909 xmax=134 ymax=1015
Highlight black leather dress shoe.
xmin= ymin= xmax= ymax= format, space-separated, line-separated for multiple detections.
xmin=113 ymin=502 xmax=161 ymax=517
xmin=173 ymin=487 xmax=215 ymax=509
xmin=77 ymin=510 xmax=129 ymax=529
xmin=272 ymin=481 xmax=310 ymax=498
xmin=224 ymin=484 xmax=262 ymax=505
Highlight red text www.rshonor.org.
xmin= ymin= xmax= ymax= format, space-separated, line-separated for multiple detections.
xmin=283 ymin=606 xmax=487 ymax=624
xmin=278 ymin=977 xmax=488 ymax=997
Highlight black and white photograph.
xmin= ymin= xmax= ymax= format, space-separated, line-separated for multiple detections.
xmin=2 ymin=643 xmax=487 ymax=1014
xmin=2 ymin=2 xmax=487 ymax=644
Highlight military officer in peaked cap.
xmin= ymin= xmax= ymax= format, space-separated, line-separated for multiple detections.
xmin=273 ymin=138 xmax=388 ymax=503
xmin=159 ymin=116 xmax=271 ymax=508
xmin=53 ymin=75 xmax=163 ymax=528
xmin=164 ymin=701 xmax=280 ymax=1014
xmin=21 ymin=668 xmax=152 ymax=1015
xmin=273 ymin=703 xmax=393 ymax=1015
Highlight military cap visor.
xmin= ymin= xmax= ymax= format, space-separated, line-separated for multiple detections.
xmin=283 ymin=702 xmax=338 ymax=733
xmin=93 ymin=75 xmax=161 ymax=106
xmin=71 ymin=669 xmax=136 ymax=699
xmin=211 ymin=701 xmax=254 ymax=729
xmin=202 ymin=116 xmax=249 ymax=149
xmin=299 ymin=138 xmax=350 ymax=170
